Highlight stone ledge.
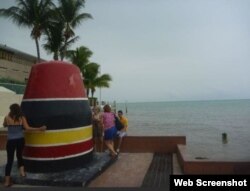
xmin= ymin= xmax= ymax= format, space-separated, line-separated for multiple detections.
xmin=176 ymin=145 xmax=250 ymax=174
xmin=0 ymin=152 xmax=117 ymax=187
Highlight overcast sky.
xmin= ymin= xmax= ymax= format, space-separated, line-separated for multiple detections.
xmin=1 ymin=0 xmax=250 ymax=103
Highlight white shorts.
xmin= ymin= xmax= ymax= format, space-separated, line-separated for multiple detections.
xmin=117 ymin=131 xmax=127 ymax=138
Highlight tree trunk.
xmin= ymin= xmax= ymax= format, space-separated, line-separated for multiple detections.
xmin=86 ymin=88 xmax=90 ymax=97
xmin=91 ymin=89 xmax=95 ymax=98
xmin=61 ymin=38 xmax=68 ymax=61
xmin=53 ymin=52 xmax=58 ymax=60
xmin=35 ymin=38 xmax=40 ymax=63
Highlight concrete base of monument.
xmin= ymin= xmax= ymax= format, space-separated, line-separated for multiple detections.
xmin=0 ymin=152 xmax=117 ymax=187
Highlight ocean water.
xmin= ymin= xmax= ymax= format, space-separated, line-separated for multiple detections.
xmin=116 ymin=99 xmax=250 ymax=161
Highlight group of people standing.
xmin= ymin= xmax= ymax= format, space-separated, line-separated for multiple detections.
xmin=2 ymin=103 xmax=128 ymax=187
xmin=92 ymin=104 xmax=128 ymax=157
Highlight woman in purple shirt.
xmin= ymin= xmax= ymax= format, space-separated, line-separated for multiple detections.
xmin=100 ymin=104 xmax=117 ymax=158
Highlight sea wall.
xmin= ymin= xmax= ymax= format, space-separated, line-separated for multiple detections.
xmin=118 ymin=136 xmax=186 ymax=153
xmin=0 ymin=132 xmax=185 ymax=154
xmin=0 ymin=130 xmax=7 ymax=150
xmin=176 ymin=145 xmax=250 ymax=174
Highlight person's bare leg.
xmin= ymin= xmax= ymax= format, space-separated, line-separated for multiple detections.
xmin=19 ymin=166 xmax=26 ymax=177
xmin=116 ymin=137 xmax=122 ymax=153
xmin=104 ymin=140 xmax=117 ymax=156
xmin=4 ymin=176 xmax=11 ymax=187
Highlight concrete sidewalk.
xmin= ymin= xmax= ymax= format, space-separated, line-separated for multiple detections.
xmin=0 ymin=151 xmax=154 ymax=188
xmin=0 ymin=151 xmax=182 ymax=188
xmin=88 ymin=153 xmax=153 ymax=187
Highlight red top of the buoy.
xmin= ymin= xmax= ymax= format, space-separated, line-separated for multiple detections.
xmin=23 ymin=61 xmax=86 ymax=99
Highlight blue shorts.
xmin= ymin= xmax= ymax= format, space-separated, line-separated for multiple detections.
xmin=104 ymin=126 xmax=117 ymax=140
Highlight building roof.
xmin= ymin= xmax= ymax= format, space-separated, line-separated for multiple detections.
xmin=0 ymin=43 xmax=46 ymax=62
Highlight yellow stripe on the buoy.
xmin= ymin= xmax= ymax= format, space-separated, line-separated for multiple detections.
xmin=25 ymin=125 xmax=92 ymax=146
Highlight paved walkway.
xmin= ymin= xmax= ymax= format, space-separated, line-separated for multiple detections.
xmin=0 ymin=152 xmax=154 ymax=188
xmin=0 ymin=151 xmax=181 ymax=188
xmin=142 ymin=153 xmax=172 ymax=189
xmin=88 ymin=153 xmax=153 ymax=187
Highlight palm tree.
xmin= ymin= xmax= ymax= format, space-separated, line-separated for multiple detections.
xmin=43 ymin=19 xmax=79 ymax=60
xmin=66 ymin=46 xmax=93 ymax=75
xmin=66 ymin=46 xmax=112 ymax=98
xmin=43 ymin=20 xmax=64 ymax=60
xmin=0 ymin=0 xmax=55 ymax=62
xmin=89 ymin=73 xmax=112 ymax=98
xmin=84 ymin=63 xmax=112 ymax=98
xmin=58 ymin=0 xmax=92 ymax=60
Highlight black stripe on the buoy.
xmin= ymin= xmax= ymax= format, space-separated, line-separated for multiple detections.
xmin=24 ymin=151 xmax=93 ymax=173
xmin=21 ymin=100 xmax=92 ymax=130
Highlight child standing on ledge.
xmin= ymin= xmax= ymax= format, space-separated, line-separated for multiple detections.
xmin=116 ymin=110 xmax=128 ymax=153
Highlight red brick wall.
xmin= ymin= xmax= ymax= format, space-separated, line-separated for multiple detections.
xmin=176 ymin=145 xmax=250 ymax=174
xmin=0 ymin=131 xmax=7 ymax=150
xmin=0 ymin=132 xmax=186 ymax=153
xmin=120 ymin=136 xmax=186 ymax=153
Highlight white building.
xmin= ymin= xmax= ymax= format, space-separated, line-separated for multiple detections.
xmin=0 ymin=44 xmax=43 ymax=82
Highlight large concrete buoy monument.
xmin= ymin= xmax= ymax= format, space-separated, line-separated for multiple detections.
xmin=21 ymin=61 xmax=93 ymax=173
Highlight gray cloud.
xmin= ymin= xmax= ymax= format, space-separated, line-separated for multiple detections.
xmin=1 ymin=0 xmax=250 ymax=102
